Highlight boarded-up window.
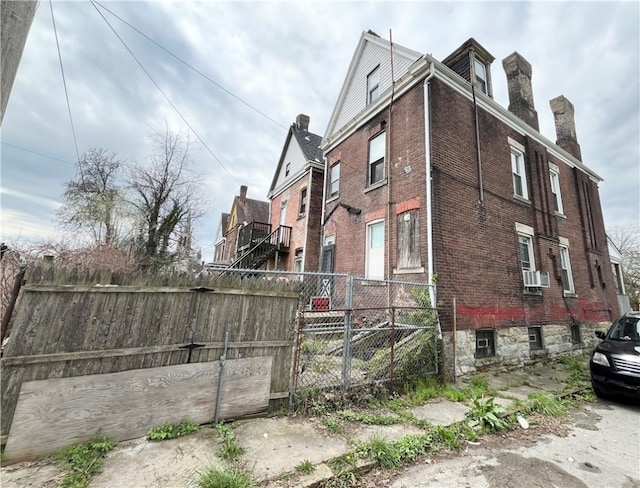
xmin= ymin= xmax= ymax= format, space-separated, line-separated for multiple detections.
xmin=397 ymin=210 xmax=421 ymax=269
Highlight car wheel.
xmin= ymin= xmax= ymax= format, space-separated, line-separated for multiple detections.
xmin=591 ymin=381 xmax=609 ymax=400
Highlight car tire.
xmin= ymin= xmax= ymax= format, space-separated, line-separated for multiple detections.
xmin=591 ymin=381 xmax=609 ymax=400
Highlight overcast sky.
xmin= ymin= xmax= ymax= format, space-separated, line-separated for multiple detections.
xmin=1 ymin=0 xmax=638 ymax=260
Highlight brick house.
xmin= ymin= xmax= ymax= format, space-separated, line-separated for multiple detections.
xmin=212 ymin=212 xmax=229 ymax=265
xmin=321 ymin=31 xmax=619 ymax=374
xmin=267 ymin=114 xmax=324 ymax=272
xmin=220 ymin=185 xmax=270 ymax=267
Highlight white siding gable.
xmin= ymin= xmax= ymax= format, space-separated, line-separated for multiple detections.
xmin=326 ymin=33 xmax=421 ymax=141
xmin=272 ymin=137 xmax=308 ymax=193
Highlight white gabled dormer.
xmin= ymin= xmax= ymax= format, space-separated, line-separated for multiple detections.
xmin=323 ymin=30 xmax=422 ymax=145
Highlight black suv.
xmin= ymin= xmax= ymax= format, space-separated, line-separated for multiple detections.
xmin=590 ymin=311 xmax=640 ymax=401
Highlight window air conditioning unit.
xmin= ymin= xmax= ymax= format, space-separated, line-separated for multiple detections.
xmin=523 ymin=270 xmax=550 ymax=288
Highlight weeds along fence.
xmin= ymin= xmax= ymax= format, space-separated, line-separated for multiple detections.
xmin=209 ymin=268 xmax=441 ymax=397
xmin=0 ymin=264 xmax=300 ymax=447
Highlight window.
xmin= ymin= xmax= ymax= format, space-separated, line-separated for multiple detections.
xmin=511 ymin=148 xmax=528 ymax=199
xmin=559 ymin=240 xmax=575 ymax=294
xmin=519 ymin=234 xmax=535 ymax=271
xmin=299 ymin=188 xmax=307 ymax=216
xmin=369 ymin=132 xmax=385 ymax=186
xmin=473 ymin=58 xmax=488 ymax=95
xmin=330 ymin=162 xmax=340 ymax=198
xmin=366 ymin=220 xmax=385 ymax=279
xmin=397 ymin=210 xmax=421 ymax=269
xmin=367 ymin=66 xmax=380 ymax=104
xmin=528 ymin=327 xmax=543 ymax=350
xmin=475 ymin=329 xmax=495 ymax=358
xmin=549 ymin=163 xmax=564 ymax=214
xmin=294 ymin=249 xmax=303 ymax=274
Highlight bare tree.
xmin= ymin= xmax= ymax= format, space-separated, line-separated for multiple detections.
xmin=57 ymin=148 xmax=128 ymax=246
xmin=127 ymin=126 xmax=204 ymax=268
xmin=608 ymin=226 xmax=640 ymax=309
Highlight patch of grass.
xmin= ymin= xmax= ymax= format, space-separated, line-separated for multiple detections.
xmin=52 ymin=436 xmax=115 ymax=488
xmin=195 ymin=465 xmax=254 ymax=488
xmin=466 ymin=396 xmax=509 ymax=432
xmin=216 ymin=423 xmax=245 ymax=461
xmin=527 ymin=392 xmax=567 ymax=417
xmin=295 ymin=459 xmax=316 ymax=474
xmin=441 ymin=384 xmax=469 ymax=402
xmin=337 ymin=409 xmax=400 ymax=425
xmin=431 ymin=425 xmax=462 ymax=450
xmin=393 ymin=434 xmax=432 ymax=463
xmin=147 ymin=418 xmax=199 ymax=441
xmin=353 ymin=436 xmax=401 ymax=469
xmin=321 ymin=416 xmax=344 ymax=434
xmin=403 ymin=377 xmax=441 ymax=404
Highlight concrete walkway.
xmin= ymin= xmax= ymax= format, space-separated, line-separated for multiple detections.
xmin=0 ymin=359 xmax=586 ymax=488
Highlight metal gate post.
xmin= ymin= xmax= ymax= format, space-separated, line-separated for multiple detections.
xmin=342 ymin=275 xmax=353 ymax=389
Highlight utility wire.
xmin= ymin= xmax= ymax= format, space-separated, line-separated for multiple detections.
xmin=92 ymin=0 xmax=288 ymax=132
xmin=1 ymin=142 xmax=76 ymax=165
xmin=49 ymin=0 xmax=83 ymax=178
xmin=89 ymin=0 xmax=241 ymax=187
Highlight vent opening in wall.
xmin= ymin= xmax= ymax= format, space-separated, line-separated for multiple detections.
xmin=528 ymin=327 xmax=543 ymax=350
xmin=476 ymin=329 xmax=495 ymax=359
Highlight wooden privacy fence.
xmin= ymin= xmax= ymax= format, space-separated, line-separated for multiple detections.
xmin=1 ymin=266 xmax=299 ymax=461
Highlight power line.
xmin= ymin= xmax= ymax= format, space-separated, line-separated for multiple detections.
xmin=49 ymin=0 xmax=83 ymax=177
xmin=1 ymin=142 xmax=76 ymax=165
xmin=92 ymin=0 xmax=289 ymax=132
xmin=89 ymin=0 xmax=241 ymax=187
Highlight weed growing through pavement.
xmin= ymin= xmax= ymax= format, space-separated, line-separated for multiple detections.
xmin=337 ymin=409 xmax=400 ymax=425
xmin=52 ymin=436 xmax=115 ymax=488
xmin=465 ymin=396 xmax=509 ymax=433
xmin=526 ymin=392 xmax=567 ymax=417
xmin=322 ymin=416 xmax=344 ymax=434
xmin=216 ymin=423 xmax=245 ymax=461
xmin=147 ymin=418 xmax=199 ymax=441
xmin=195 ymin=465 xmax=255 ymax=488
xmin=295 ymin=459 xmax=316 ymax=474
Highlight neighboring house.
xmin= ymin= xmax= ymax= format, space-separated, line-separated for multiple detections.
xmin=267 ymin=114 xmax=324 ymax=272
xmin=221 ymin=185 xmax=271 ymax=268
xmin=608 ymin=235 xmax=631 ymax=313
xmin=321 ymin=31 xmax=619 ymax=374
xmin=212 ymin=213 xmax=230 ymax=265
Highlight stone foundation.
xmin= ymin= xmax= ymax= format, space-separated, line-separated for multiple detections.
xmin=441 ymin=321 xmax=609 ymax=379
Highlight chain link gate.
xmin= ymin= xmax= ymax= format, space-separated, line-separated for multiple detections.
xmin=204 ymin=268 xmax=440 ymax=396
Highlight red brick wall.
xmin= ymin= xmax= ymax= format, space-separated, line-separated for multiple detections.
xmin=324 ymin=77 xmax=617 ymax=330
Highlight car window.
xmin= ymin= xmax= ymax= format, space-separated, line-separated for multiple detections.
xmin=609 ymin=317 xmax=640 ymax=342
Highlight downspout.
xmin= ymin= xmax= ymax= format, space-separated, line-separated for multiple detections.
xmin=319 ymin=155 xmax=329 ymax=268
xmin=387 ymin=30 xmax=396 ymax=306
xmin=423 ymin=61 xmax=441 ymax=338
xmin=302 ymin=167 xmax=313 ymax=272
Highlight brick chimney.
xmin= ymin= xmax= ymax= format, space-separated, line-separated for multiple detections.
xmin=295 ymin=114 xmax=310 ymax=131
xmin=502 ymin=52 xmax=539 ymax=131
xmin=550 ymin=95 xmax=582 ymax=161
xmin=239 ymin=185 xmax=247 ymax=204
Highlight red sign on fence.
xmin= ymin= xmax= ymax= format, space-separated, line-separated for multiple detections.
xmin=310 ymin=297 xmax=330 ymax=311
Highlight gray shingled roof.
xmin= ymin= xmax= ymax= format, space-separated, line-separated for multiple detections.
xmin=236 ymin=197 xmax=269 ymax=225
xmin=292 ymin=125 xmax=323 ymax=164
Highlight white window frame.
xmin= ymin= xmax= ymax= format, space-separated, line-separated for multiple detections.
xmin=473 ymin=57 xmax=488 ymax=95
xmin=549 ymin=163 xmax=564 ymax=215
xmin=516 ymin=223 xmax=536 ymax=271
xmin=330 ymin=162 xmax=340 ymax=198
xmin=285 ymin=162 xmax=291 ymax=177
xmin=511 ymin=146 xmax=528 ymax=200
xmin=369 ymin=132 xmax=385 ymax=186
xmin=365 ymin=220 xmax=385 ymax=279
xmin=299 ymin=187 xmax=307 ymax=217
xmin=559 ymin=237 xmax=575 ymax=294
xmin=367 ymin=66 xmax=380 ymax=104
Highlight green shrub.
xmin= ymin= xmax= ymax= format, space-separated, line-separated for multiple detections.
xmin=147 ymin=418 xmax=199 ymax=441
xmin=195 ymin=465 xmax=254 ymax=488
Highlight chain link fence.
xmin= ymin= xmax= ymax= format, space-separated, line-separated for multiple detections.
xmin=205 ymin=268 xmax=440 ymax=395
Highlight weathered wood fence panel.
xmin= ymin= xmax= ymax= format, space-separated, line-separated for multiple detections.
xmin=3 ymin=357 xmax=272 ymax=463
xmin=1 ymin=268 xmax=300 ymax=453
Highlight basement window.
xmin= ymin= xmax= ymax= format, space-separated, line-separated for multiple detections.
xmin=475 ymin=329 xmax=495 ymax=359
xmin=570 ymin=323 xmax=581 ymax=344
xmin=528 ymin=327 xmax=543 ymax=350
